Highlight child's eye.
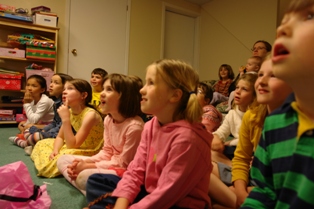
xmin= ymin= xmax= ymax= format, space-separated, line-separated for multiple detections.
xmin=307 ymin=12 xmax=314 ymax=20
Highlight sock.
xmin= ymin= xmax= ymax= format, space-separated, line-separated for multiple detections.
xmin=15 ymin=138 xmax=28 ymax=148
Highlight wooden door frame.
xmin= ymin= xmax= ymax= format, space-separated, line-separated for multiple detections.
xmin=64 ymin=0 xmax=131 ymax=75
xmin=161 ymin=2 xmax=201 ymax=70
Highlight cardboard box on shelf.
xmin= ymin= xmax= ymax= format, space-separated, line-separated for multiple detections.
xmin=0 ymin=114 xmax=15 ymax=121
xmin=0 ymin=4 xmax=15 ymax=13
xmin=26 ymin=69 xmax=54 ymax=87
xmin=0 ymin=47 xmax=25 ymax=58
xmin=31 ymin=6 xmax=51 ymax=14
xmin=0 ymin=109 xmax=15 ymax=115
xmin=26 ymin=43 xmax=56 ymax=61
xmin=0 ymin=73 xmax=22 ymax=90
xmin=33 ymin=13 xmax=58 ymax=27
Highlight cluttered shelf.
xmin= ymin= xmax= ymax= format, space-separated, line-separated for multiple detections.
xmin=0 ymin=120 xmax=17 ymax=124
xmin=0 ymin=16 xmax=59 ymax=32
xmin=0 ymin=103 xmax=23 ymax=108
xmin=0 ymin=55 xmax=55 ymax=63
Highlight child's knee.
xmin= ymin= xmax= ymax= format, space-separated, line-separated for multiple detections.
xmin=76 ymin=170 xmax=90 ymax=190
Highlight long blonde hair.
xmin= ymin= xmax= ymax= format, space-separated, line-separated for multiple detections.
xmin=154 ymin=59 xmax=202 ymax=123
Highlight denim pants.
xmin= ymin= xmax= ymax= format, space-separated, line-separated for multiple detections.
xmin=86 ymin=174 xmax=209 ymax=209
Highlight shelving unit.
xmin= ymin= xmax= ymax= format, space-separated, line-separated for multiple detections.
xmin=0 ymin=17 xmax=59 ymax=124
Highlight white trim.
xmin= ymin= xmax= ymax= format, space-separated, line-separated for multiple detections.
xmin=125 ymin=0 xmax=131 ymax=75
xmin=161 ymin=2 xmax=201 ymax=70
xmin=65 ymin=0 xmax=71 ymax=74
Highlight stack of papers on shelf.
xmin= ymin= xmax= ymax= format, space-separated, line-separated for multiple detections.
xmin=0 ymin=68 xmax=23 ymax=76
xmin=0 ymin=11 xmax=32 ymax=22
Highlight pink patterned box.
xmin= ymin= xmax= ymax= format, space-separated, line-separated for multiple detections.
xmin=0 ymin=47 xmax=25 ymax=58
xmin=0 ymin=73 xmax=22 ymax=90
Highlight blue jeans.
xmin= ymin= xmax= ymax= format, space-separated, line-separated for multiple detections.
xmin=86 ymin=174 xmax=209 ymax=209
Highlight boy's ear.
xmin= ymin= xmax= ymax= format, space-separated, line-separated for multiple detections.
xmin=170 ymin=88 xmax=183 ymax=103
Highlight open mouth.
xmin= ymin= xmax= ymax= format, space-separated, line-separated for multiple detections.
xmin=273 ymin=44 xmax=289 ymax=57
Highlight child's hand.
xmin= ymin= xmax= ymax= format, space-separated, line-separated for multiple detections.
xmin=73 ymin=159 xmax=87 ymax=174
xmin=57 ymin=99 xmax=70 ymax=122
xmin=49 ymin=150 xmax=59 ymax=160
xmin=67 ymin=161 xmax=79 ymax=180
xmin=211 ymin=137 xmax=224 ymax=152
xmin=23 ymin=90 xmax=33 ymax=104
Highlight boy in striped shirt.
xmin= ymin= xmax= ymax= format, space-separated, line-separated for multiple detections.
xmin=241 ymin=0 xmax=314 ymax=208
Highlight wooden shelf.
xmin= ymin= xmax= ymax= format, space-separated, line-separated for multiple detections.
xmin=0 ymin=55 xmax=55 ymax=64
xmin=0 ymin=120 xmax=17 ymax=124
xmin=0 ymin=103 xmax=23 ymax=108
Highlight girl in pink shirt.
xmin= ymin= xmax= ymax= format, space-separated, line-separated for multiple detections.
xmin=85 ymin=59 xmax=213 ymax=209
xmin=57 ymin=74 xmax=144 ymax=194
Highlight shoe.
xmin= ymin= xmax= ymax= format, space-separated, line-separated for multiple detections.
xmin=24 ymin=146 xmax=33 ymax=155
xmin=8 ymin=136 xmax=17 ymax=144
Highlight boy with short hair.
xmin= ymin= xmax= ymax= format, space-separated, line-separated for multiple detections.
xmin=241 ymin=0 xmax=314 ymax=208
xmin=90 ymin=68 xmax=108 ymax=111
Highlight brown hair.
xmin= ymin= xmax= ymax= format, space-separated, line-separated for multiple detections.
xmin=286 ymin=0 xmax=314 ymax=13
xmin=104 ymin=73 xmax=142 ymax=118
xmin=153 ymin=59 xmax=202 ymax=123
xmin=67 ymin=79 xmax=93 ymax=106
xmin=253 ymin=40 xmax=272 ymax=52
xmin=218 ymin=64 xmax=235 ymax=80
xmin=198 ymin=82 xmax=213 ymax=101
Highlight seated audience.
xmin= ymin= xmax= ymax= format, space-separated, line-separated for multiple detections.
xmin=85 ymin=59 xmax=213 ymax=208
xmin=9 ymin=73 xmax=73 ymax=155
xmin=211 ymin=74 xmax=258 ymax=185
xmin=232 ymin=57 xmax=292 ymax=207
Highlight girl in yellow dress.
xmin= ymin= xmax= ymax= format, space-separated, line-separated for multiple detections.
xmin=31 ymin=79 xmax=104 ymax=178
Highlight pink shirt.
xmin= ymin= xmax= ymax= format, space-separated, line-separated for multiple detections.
xmin=89 ymin=115 xmax=144 ymax=174
xmin=202 ymin=104 xmax=223 ymax=133
xmin=112 ymin=117 xmax=213 ymax=208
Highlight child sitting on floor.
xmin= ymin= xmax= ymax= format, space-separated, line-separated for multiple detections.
xmin=9 ymin=73 xmax=73 ymax=155
xmin=85 ymin=59 xmax=213 ymax=209
xmin=31 ymin=79 xmax=104 ymax=178
xmin=10 ymin=74 xmax=54 ymax=142
xmin=197 ymin=82 xmax=222 ymax=133
xmin=89 ymin=68 xmax=108 ymax=114
xmin=57 ymin=74 xmax=144 ymax=195
xmin=211 ymin=73 xmax=258 ymax=186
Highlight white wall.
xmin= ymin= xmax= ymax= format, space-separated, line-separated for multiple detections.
xmin=199 ymin=0 xmax=277 ymax=80
xmin=0 ymin=0 xmax=281 ymax=81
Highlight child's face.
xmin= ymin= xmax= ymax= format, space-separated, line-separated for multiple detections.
xmin=196 ymin=88 xmax=209 ymax=107
xmin=62 ymin=82 xmax=84 ymax=106
xmin=245 ymin=58 xmax=259 ymax=72
xmin=49 ymin=75 xmax=64 ymax=98
xmin=90 ymin=73 xmax=104 ymax=89
xmin=219 ymin=67 xmax=229 ymax=79
xmin=273 ymin=7 xmax=314 ymax=84
xmin=99 ymin=79 xmax=120 ymax=115
xmin=140 ymin=64 xmax=174 ymax=117
xmin=26 ymin=78 xmax=45 ymax=99
xmin=234 ymin=80 xmax=254 ymax=110
xmin=255 ymin=59 xmax=292 ymax=111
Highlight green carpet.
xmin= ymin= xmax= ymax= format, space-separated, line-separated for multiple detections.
xmin=0 ymin=125 xmax=87 ymax=208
